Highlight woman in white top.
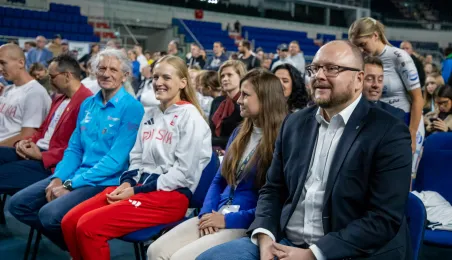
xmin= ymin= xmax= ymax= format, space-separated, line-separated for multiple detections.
xmin=349 ymin=17 xmax=425 ymax=173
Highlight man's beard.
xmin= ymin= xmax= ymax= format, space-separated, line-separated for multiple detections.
xmin=313 ymin=80 xmax=354 ymax=109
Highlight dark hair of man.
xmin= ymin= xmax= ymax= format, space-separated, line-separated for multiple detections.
xmin=50 ymin=54 xmax=82 ymax=80
xmin=241 ymin=40 xmax=251 ymax=50
xmin=290 ymin=40 xmax=299 ymax=46
xmin=364 ymin=56 xmax=383 ymax=69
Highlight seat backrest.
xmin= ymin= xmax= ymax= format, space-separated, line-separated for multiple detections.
xmin=189 ymin=151 xmax=220 ymax=209
xmin=414 ymin=133 xmax=452 ymax=202
xmin=406 ymin=193 xmax=426 ymax=260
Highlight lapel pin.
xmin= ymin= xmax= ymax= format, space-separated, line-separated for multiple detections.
xmin=356 ymin=126 xmax=359 ymax=130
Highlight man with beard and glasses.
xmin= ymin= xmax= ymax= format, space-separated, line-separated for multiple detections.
xmin=197 ymin=40 xmax=412 ymax=260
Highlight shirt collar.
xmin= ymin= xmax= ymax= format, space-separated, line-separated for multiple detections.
xmin=315 ymin=94 xmax=362 ymax=125
xmin=94 ymin=86 xmax=127 ymax=108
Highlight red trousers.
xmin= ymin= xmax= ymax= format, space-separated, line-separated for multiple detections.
xmin=61 ymin=186 xmax=189 ymax=260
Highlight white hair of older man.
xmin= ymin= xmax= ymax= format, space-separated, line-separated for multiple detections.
xmin=91 ymin=47 xmax=132 ymax=76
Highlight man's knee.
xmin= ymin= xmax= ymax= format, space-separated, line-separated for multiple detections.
xmin=8 ymin=192 xmax=30 ymax=220
xmin=75 ymin=212 xmax=99 ymax=238
xmin=196 ymin=238 xmax=258 ymax=260
xmin=38 ymin=202 xmax=65 ymax=231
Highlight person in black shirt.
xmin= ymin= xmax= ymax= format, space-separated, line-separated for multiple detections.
xmin=238 ymin=40 xmax=260 ymax=71
xmin=187 ymin=43 xmax=206 ymax=68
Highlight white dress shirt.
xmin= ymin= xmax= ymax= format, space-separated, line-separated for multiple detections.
xmin=251 ymin=95 xmax=362 ymax=260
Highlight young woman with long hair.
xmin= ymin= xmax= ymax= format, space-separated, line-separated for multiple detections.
xmin=147 ymin=69 xmax=288 ymax=260
xmin=349 ymin=17 xmax=425 ymax=173
xmin=60 ymin=55 xmax=212 ymax=260
xmin=425 ymin=85 xmax=452 ymax=135
xmin=423 ymin=73 xmax=445 ymax=114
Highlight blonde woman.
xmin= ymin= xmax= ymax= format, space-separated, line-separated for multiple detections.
xmin=349 ymin=17 xmax=424 ymax=173
xmin=61 ymin=56 xmax=212 ymax=260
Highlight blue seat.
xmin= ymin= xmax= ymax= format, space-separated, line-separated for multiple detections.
xmin=120 ymin=151 xmax=220 ymax=260
xmin=414 ymin=133 xmax=452 ymax=247
xmin=406 ymin=193 xmax=426 ymax=260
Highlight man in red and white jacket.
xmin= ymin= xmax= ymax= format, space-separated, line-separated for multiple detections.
xmin=0 ymin=54 xmax=92 ymax=193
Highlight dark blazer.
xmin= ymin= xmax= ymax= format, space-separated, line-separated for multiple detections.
xmin=29 ymin=85 xmax=92 ymax=172
xmin=372 ymin=100 xmax=406 ymax=123
xmin=210 ymin=98 xmax=243 ymax=149
xmin=248 ymin=97 xmax=413 ymax=260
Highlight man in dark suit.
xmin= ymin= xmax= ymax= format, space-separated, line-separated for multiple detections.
xmin=363 ymin=56 xmax=406 ymax=123
xmin=197 ymin=40 xmax=412 ymax=260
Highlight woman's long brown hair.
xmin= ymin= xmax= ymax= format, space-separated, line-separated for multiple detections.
xmin=221 ymin=69 xmax=288 ymax=188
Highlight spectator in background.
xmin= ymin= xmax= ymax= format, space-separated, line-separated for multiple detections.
xmin=211 ymin=60 xmax=247 ymax=150
xmin=27 ymin=36 xmax=53 ymax=68
xmin=168 ymin=40 xmax=185 ymax=60
xmin=400 ymin=41 xmax=426 ymax=86
xmin=0 ymin=44 xmax=51 ymax=147
xmin=441 ymin=47 xmax=452 ymax=83
xmin=289 ymin=40 xmax=306 ymax=74
xmin=137 ymin=65 xmax=159 ymax=112
xmin=271 ymin=44 xmax=296 ymax=71
xmin=363 ymin=56 xmax=405 ymax=122
xmin=205 ymin=42 xmax=228 ymax=71
xmin=80 ymin=58 xmax=101 ymax=94
xmin=423 ymin=73 xmax=445 ymax=114
xmin=79 ymin=43 xmax=100 ymax=77
xmin=8 ymin=48 xmax=144 ymax=251
xmin=272 ymin=63 xmax=309 ymax=112
xmin=425 ymin=85 xmax=452 ymax=135
xmin=262 ymin=57 xmax=272 ymax=70
xmin=425 ymin=54 xmax=433 ymax=64
xmin=47 ymin=34 xmax=62 ymax=57
xmin=29 ymin=63 xmax=52 ymax=95
xmin=0 ymin=54 xmax=92 ymax=193
xmin=128 ymin=49 xmax=141 ymax=93
xmin=234 ymin=20 xmax=241 ymax=33
xmin=187 ymin=43 xmax=206 ymax=69
xmin=199 ymin=70 xmax=222 ymax=102
xmin=106 ymin=39 xmax=119 ymax=49
xmin=24 ymin=41 xmax=36 ymax=59
xmin=134 ymin=44 xmax=148 ymax=72
xmin=256 ymin=48 xmax=265 ymax=61
xmin=144 ymin=50 xmax=154 ymax=65
xmin=238 ymin=40 xmax=260 ymax=71
xmin=424 ymin=63 xmax=434 ymax=76
xmin=60 ymin=40 xmax=74 ymax=58
xmin=147 ymin=69 xmax=287 ymax=260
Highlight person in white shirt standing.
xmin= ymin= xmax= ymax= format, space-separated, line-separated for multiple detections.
xmin=289 ymin=40 xmax=306 ymax=74
xmin=0 ymin=43 xmax=51 ymax=147
xmin=134 ymin=44 xmax=149 ymax=74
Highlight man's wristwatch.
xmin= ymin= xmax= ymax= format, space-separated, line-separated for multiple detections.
xmin=63 ymin=180 xmax=74 ymax=191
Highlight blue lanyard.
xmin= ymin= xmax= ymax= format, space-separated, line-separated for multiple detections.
xmin=226 ymin=147 xmax=257 ymax=205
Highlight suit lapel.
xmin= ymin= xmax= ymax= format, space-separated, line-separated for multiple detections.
xmin=322 ymin=98 xmax=370 ymax=208
xmin=286 ymin=110 xmax=320 ymax=222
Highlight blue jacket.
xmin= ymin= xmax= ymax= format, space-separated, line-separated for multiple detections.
xmin=199 ymin=128 xmax=259 ymax=229
xmin=52 ymin=87 xmax=144 ymax=188
xmin=442 ymin=55 xmax=452 ymax=83
xmin=204 ymin=53 xmax=229 ymax=71
xmin=26 ymin=47 xmax=53 ymax=68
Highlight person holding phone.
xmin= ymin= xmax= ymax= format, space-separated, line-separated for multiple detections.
xmin=425 ymin=85 xmax=452 ymax=135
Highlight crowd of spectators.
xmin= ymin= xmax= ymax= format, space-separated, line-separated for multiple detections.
xmin=0 ymin=14 xmax=452 ymax=260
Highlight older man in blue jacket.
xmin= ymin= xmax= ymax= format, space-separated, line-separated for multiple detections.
xmin=26 ymin=36 xmax=54 ymax=68
xmin=9 ymin=48 xmax=144 ymax=250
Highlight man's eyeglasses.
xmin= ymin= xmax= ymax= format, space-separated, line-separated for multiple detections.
xmin=305 ymin=64 xmax=362 ymax=78
xmin=49 ymin=72 xmax=67 ymax=80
